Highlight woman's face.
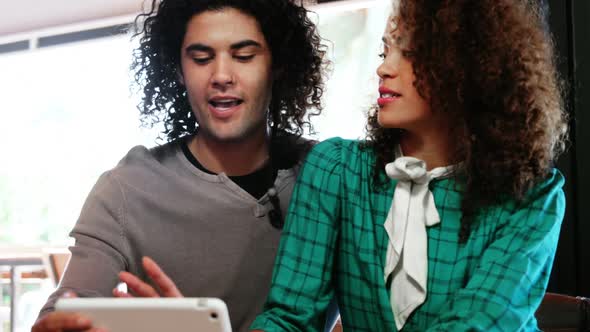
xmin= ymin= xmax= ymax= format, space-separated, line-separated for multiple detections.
xmin=375 ymin=21 xmax=434 ymax=134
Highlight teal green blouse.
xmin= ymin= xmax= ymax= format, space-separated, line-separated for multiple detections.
xmin=251 ymin=138 xmax=565 ymax=332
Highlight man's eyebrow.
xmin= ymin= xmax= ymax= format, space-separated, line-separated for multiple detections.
xmin=185 ymin=43 xmax=213 ymax=53
xmin=184 ymin=40 xmax=262 ymax=53
xmin=230 ymin=40 xmax=263 ymax=50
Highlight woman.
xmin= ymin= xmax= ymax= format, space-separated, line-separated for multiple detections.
xmin=251 ymin=0 xmax=567 ymax=331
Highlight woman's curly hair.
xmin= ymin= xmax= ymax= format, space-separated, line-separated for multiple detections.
xmin=365 ymin=0 xmax=568 ymax=242
xmin=131 ymin=0 xmax=327 ymax=141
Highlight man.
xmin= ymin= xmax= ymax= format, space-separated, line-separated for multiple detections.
xmin=32 ymin=0 xmax=327 ymax=331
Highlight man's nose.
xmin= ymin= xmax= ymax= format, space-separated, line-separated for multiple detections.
xmin=211 ymin=56 xmax=234 ymax=88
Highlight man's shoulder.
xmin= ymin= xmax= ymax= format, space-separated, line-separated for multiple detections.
xmin=110 ymin=138 xmax=183 ymax=179
xmin=271 ymin=131 xmax=316 ymax=170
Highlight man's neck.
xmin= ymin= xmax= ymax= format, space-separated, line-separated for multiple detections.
xmin=188 ymin=131 xmax=270 ymax=176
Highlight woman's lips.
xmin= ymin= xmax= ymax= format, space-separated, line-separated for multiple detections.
xmin=378 ymin=95 xmax=401 ymax=107
xmin=378 ymin=86 xmax=402 ymax=107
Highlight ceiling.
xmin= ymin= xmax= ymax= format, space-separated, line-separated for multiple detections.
xmin=0 ymin=0 xmax=375 ymax=41
xmin=0 ymin=0 xmax=148 ymax=38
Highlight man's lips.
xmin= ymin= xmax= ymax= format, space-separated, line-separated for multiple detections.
xmin=208 ymin=96 xmax=244 ymax=119
xmin=378 ymin=86 xmax=402 ymax=107
xmin=209 ymin=96 xmax=243 ymax=108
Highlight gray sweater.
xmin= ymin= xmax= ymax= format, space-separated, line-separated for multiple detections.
xmin=39 ymin=137 xmax=307 ymax=331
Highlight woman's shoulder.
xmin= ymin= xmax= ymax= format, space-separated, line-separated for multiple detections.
xmin=309 ymin=137 xmax=373 ymax=162
xmin=298 ymin=138 xmax=376 ymax=184
xmin=526 ymin=168 xmax=565 ymax=201
xmin=516 ymin=168 xmax=566 ymax=219
xmin=485 ymin=168 xmax=566 ymax=234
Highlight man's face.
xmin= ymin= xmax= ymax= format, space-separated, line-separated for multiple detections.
xmin=179 ymin=8 xmax=273 ymax=143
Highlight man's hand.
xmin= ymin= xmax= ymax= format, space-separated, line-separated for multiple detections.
xmin=31 ymin=292 xmax=105 ymax=332
xmin=113 ymin=256 xmax=183 ymax=298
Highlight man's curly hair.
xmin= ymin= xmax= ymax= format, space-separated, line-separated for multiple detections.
xmin=365 ymin=0 xmax=568 ymax=242
xmin=131 ymin=0 xmax=327 ymax=141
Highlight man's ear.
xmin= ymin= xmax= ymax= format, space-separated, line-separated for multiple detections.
xmin=176 ymin=66 xmax=185 ymax=85
xmin=272 ymin=67 xmax=284 ymax=81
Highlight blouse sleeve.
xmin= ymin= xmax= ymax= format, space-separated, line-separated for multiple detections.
xmin=250 ymin=138 xmax=344 ymax=332
xmin=426 ymin=169 xmax=566 ymax=331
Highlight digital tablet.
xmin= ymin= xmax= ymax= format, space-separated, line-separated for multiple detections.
xmin=55 ymin=297 xmax=232 ymax=332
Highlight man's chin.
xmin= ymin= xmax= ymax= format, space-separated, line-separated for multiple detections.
xmin=198 ymin=127 xmax=264 ymax=145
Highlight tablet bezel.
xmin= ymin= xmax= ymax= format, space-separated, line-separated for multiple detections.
xmin=55 ymin=297 xmax=232 ymax=332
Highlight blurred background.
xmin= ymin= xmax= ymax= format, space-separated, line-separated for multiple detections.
xmin=0 ymin=0 xmax=391 ymax=330
xmin=0 ymin=0 xmax=588 ymax=331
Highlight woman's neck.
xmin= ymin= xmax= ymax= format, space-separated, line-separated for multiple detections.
xmin=399 ymin=128 xmax=453 ymax=171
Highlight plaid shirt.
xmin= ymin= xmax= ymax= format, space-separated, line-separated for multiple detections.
xmin=251 ymin=138 xmax=565 ymax=332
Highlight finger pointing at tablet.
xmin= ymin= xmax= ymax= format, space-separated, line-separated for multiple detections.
xmin=115 ymin=256 xmax=183 ymax=298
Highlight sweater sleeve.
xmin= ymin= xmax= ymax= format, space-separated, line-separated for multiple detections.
xmin=250 ymin=138 xmax=343 ymax=332
xmin=38 ymin=171 xmax=132 ymax=317
xmin=426 ymin=169 xmax=566 ymax=331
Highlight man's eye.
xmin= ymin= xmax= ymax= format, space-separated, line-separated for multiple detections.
xmin=192 ymin=57 xmax=211 ymax=64
xmin=234 ymin=54 xmax=255 ymax=62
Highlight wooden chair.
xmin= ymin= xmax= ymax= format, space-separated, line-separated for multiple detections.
xmin=535 ymin=292 xmax=590 ymax=332
xmin=41 ymin=249 xmax=71 ymax=287
xmin=329 ymin=292 xmax=590 ymax=332
xmin=331 ymin=318 xmax=342 ymax=332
